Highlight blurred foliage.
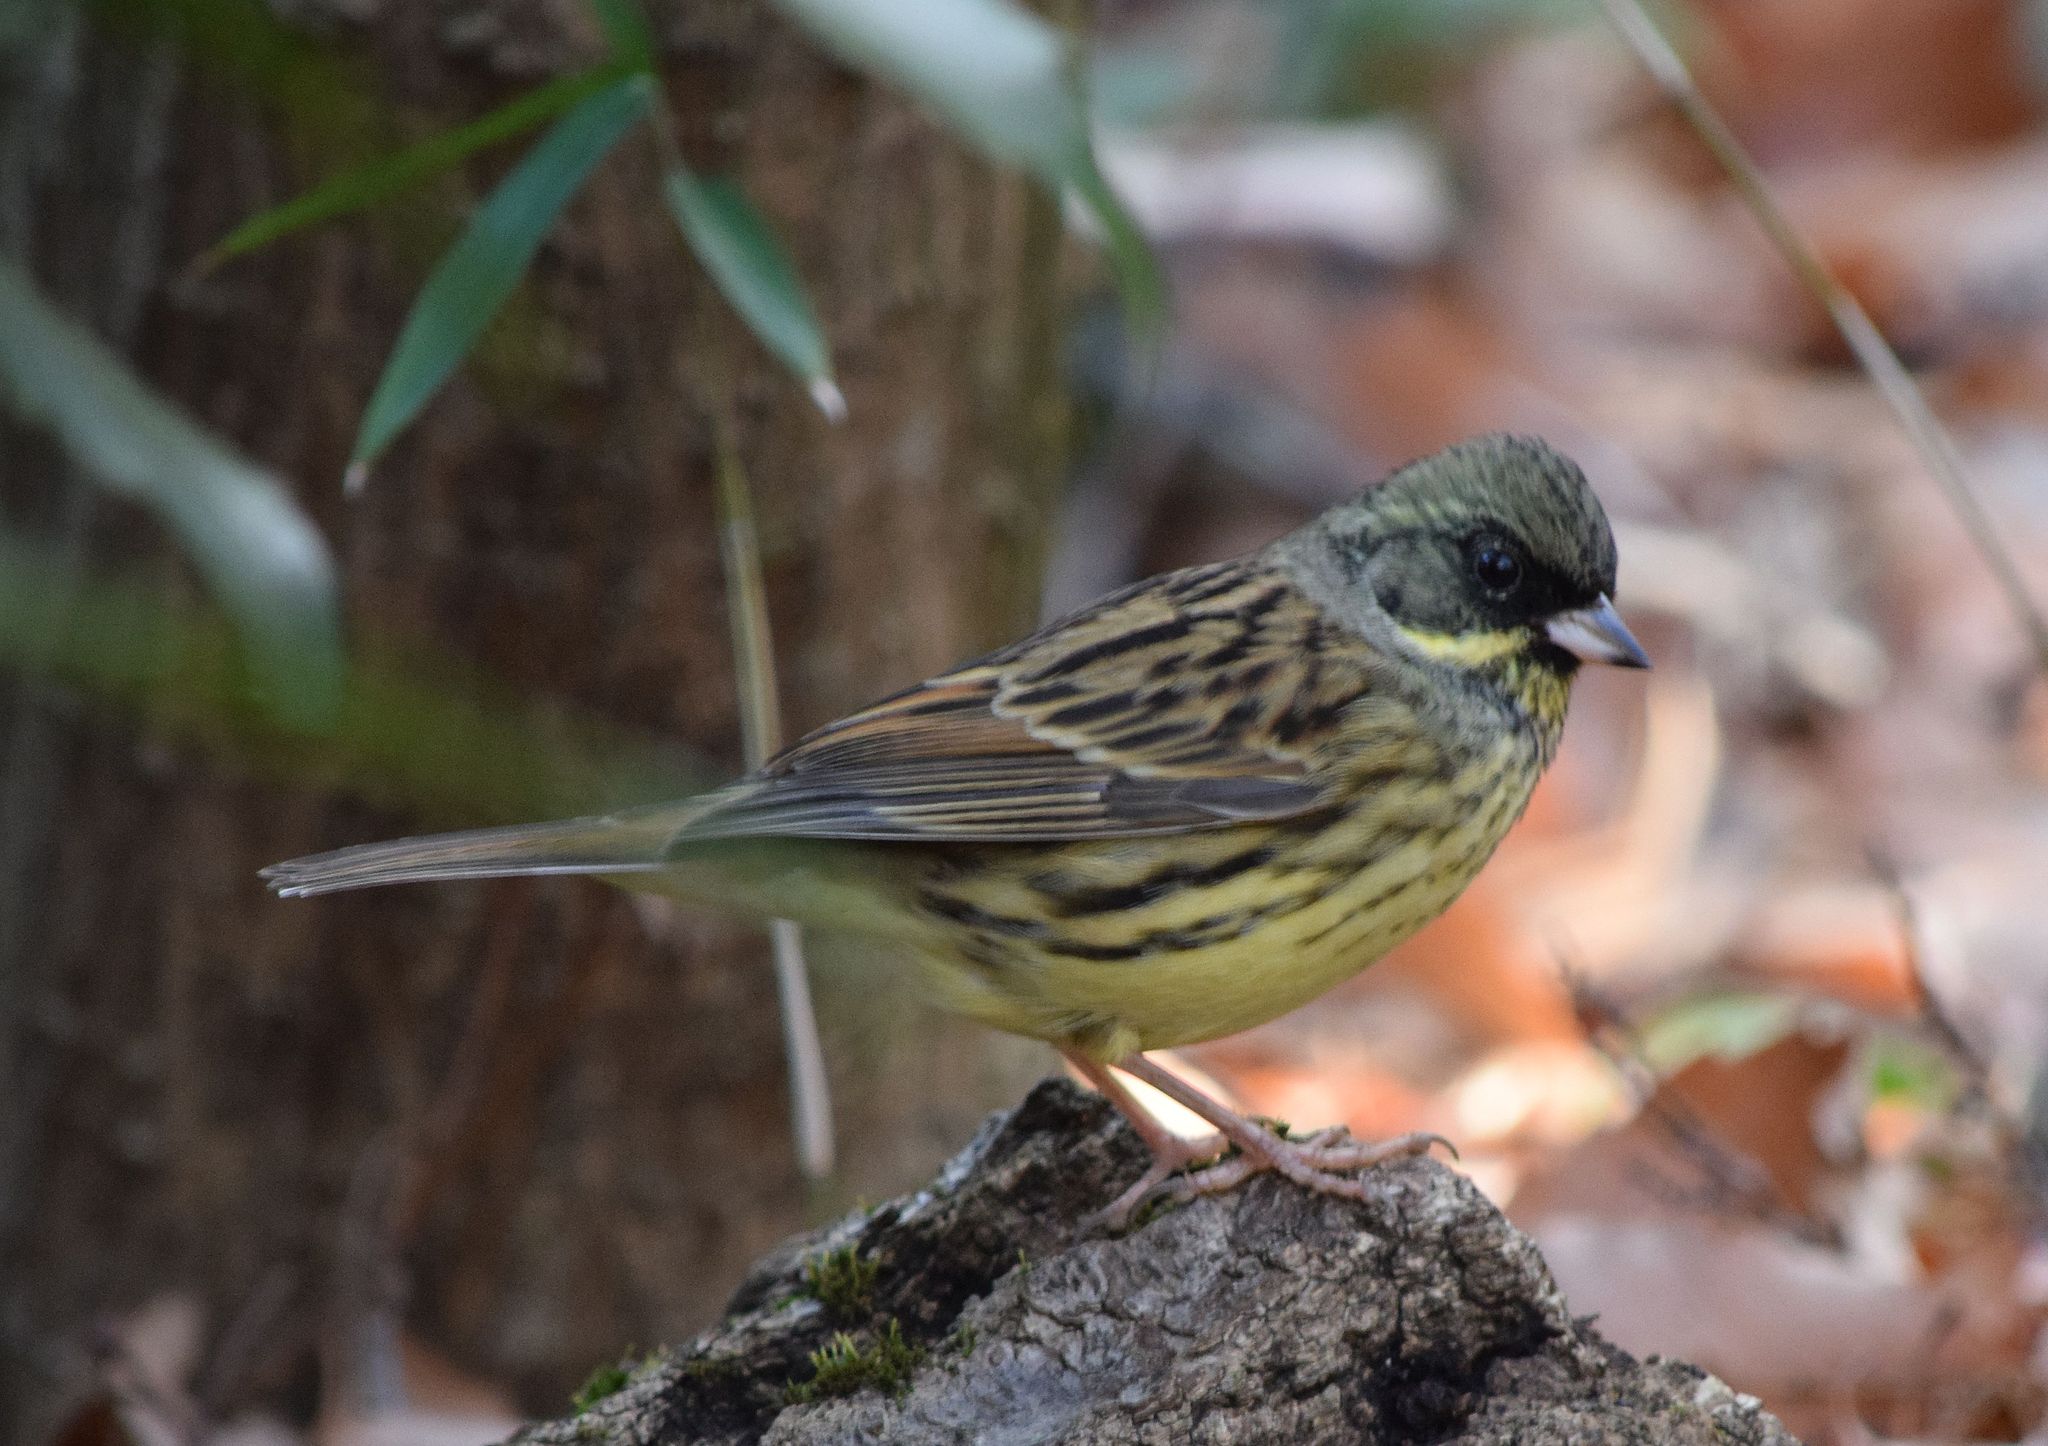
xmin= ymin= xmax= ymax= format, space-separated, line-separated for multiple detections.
xmin=0 ymin=259 xmax=343 ymax=728
xmin=349 ymin=74 xmax=653 ymax=482
xmin=1638 ymin=992 xmax=1804 ymax=1074
xmin=194 ymin=0 xmax=841 ymax=481
xmin=87 ymin=0 xmax=383 ymax=171
xmin=1641 ymin=990 xmax=1963 ymax=1112
xmin=761 ymin=0 xmax=1163 ymax=334
xmin=0 ymin=536 xmax=702 ymax=824
xmin=1272 ymin=0 xmax=1577 ymax=115
xmin=198 ymin=66 xmax=635 ymax=271
xmin=587 ymin=0 xmax=659 ymax=71
xmin=200 ymin=0 xmax=1159 ymax=485
xmin=1093 ymin=0 xmax=1581 ymax=125
xmin=1865 ymin=1033 xmax=1962 ymax=1113
xmin=661 ymin=171 xmax=843 ymax=418
xmin=688 ymin=0 xmax=1159 ymax=396
xmin=776 ymin=0 xmax=1080 ymax=175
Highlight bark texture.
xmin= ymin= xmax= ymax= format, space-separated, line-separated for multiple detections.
xmin=522 ymin=1080 xmax=1801 ymax=1446
xmin=2 ymin=3 xmax=1058 ymax=1438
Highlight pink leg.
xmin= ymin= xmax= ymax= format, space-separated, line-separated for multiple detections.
xmin=1103 ymin=1053 xmax=1451 ymax=1220
xmin=1061 ymin=1050 xmax=1227 ymax=1225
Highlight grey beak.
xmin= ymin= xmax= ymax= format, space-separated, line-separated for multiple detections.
xmin=1544 ymin=595 xmax=1650 ymax=669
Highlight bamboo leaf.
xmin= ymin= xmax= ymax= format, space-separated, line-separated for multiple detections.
xmin=0 ymin=259 xmax=343 ymax=728
xmin=1069 ymin=154 xmax=1167 ymax=343
xmin=587 ymin=0 xmax=658 ymax=70
xmin=0 ymin=535 xmax=707 ymax=824
xmin=772 ymin=0 xmax=1076 ymax=175
xmin=662 ymin=172 xmax=843 ymax=419
xmin=769 ymin=0 xmax=1163 ymax=329
xmin=349 ymin=75 xmax=652 ymax=486
xmin=199 ymin=66 xmax=629 ymax=270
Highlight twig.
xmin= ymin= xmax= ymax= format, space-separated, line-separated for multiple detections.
xmin=393 ymin=877 xmax=532 ymax=1239
xmin=322 ymin=1133 xmax=407 ymax=1419
xmin=1868 ymin=852 xmax=2048 ymax=1228
xmin=1865 ymin=850 xmax=1987 ymax=1096
xmin=193 ymin=1263 xmax=303 ymax=1420
xmin=1596 ymin=0 xmax=2048 ymax=675
xmin=642 ymin=82 xmax=836 ymax=1182
xmin=1568 ymin=966 xmax=1837 ymax=1246
xmin=705 ymin=367 xmax=835 ymax=1184
xmin=90 ymin=1320 xmax=207 ymax=1446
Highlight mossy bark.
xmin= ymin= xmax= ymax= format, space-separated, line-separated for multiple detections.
xmin=522 ymin=1081 xmax=1802 ymax=1445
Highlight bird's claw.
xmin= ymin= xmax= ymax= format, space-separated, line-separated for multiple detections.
xmin=1093 ymin=1124 xmax=1451 ymax=1229
xmin=1085 ymin=1130 xmax=1227 ymax=1230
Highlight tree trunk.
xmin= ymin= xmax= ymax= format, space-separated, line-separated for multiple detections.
xmin=0 ymin=3 xmax=1061 ymax=1438
xmin=520 ymin=1081 xmax=1803 ymax=1445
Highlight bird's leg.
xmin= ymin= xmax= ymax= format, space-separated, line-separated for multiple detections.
xmin=1061 ymin=1050 xmax=1227 ymax=1226
xmin=1111 ymin=1053 xmax=1452 ymax=1211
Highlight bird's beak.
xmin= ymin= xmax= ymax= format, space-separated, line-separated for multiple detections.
xmin=1544 ymin=595 xmax=1650 ymax=669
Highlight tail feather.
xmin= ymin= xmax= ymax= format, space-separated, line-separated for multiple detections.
xmin=261 ymin=802 xmax=702 ymax=898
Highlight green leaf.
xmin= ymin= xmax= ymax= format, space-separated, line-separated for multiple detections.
xmin=771 ymin=0 xmax=1076 ymax=174
xmin=200 ymin=66 xmax=629 ymax=270
xmin=587 ymin=0 xmax=658 ymax=70
xmin=769 ymin=0 xmax=1164 ymax=329
xmin=0 ymin=534 xmax=708 ymax=825
xmin=662 ymin=172 xmax=843 ymax=418
xmin=1069 ymin=153 xmax=1168 ymax=344
xmin=1271 ymin=0 xmax=1555 ymax=115
xmin=1638 ymin=992 xmax=1803 ymax=1075
xmin=1867 ymin=1033 xmax=1960 ymax=1111
xmin=0 ymin=258 xmax=343 ymax=728
xmin=349 ymin=74 xmax=652 ymax=486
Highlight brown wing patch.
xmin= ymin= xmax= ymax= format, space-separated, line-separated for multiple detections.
xmin=672 ymin=560 xmax=1377 ymax=844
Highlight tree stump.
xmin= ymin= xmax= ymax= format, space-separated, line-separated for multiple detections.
xmin=518 ymin=1080 xmax=1799 ymax=1445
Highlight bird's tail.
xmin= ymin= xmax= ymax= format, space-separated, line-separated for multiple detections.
xmin=260 ymin=801 xmax=703 ymax=898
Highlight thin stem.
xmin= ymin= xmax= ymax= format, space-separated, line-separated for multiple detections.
xmin=1596 ymin=0 xmax=2048 ymax=674
xmin=645 ymin=68 xmax=835 ymax=1179
xmin=705 ymin=366 xmax=836 ymax=1183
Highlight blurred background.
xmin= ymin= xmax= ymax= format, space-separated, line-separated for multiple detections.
xmin=8 ymin=0 xmax=2048 ymax=1442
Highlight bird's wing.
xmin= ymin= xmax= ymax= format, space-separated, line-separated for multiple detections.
xmin=676 ymin=559 xmax=1380 ymax=844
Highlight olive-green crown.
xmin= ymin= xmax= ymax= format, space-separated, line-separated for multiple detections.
xmin=1287 ymin=433 xmax=1621 ymax=650
xmin=1362 ymin=434 xmax=1617 ymax=602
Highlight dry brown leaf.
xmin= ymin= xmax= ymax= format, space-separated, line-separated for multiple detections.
xmin=1533 ymin=1212 xmax=1946 ymax=1385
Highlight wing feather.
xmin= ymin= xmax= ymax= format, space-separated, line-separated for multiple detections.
xmin=673 ymin=559 xmax=1375 ymax=845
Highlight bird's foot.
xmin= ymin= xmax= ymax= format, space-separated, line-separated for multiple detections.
xmin=1139 ymin=1125 xmax=1451 ymax=1214
xmin=1065 ymin=1049 xmax=1455 ymax=1228
xmin=1086 ymin=1127 xmax=1229 ymax=1229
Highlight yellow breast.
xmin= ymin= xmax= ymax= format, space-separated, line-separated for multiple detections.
xmin=909 ymin=727 xmax=1548 ymax=1059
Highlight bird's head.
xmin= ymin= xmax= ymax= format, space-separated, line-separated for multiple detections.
xmin=1283 ymin=434 xmax=1649 ymax=690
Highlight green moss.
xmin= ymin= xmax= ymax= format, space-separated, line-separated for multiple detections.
xmin=681 ymin=1352 xmax=741 ymax=1382
xmin=571 ymin=1349 xmax=662 ymax=1413
xmin=1125 ymin=1191 xmax=1185 ymax=1232
xmin=570 ymin=1360 xmax=632 ymax=1413
xmin=783 ymin=1319 xmax=924 ymax=1405
xmin=800 ymin=1244 xmax=881 ymax=1324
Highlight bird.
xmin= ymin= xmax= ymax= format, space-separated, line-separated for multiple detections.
xmin=264 ymin=433 xmax=1648 ymax=1225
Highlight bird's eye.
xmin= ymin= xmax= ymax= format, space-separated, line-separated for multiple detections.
xmin=1469 ymin=541 xmax=1523 ymax=597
